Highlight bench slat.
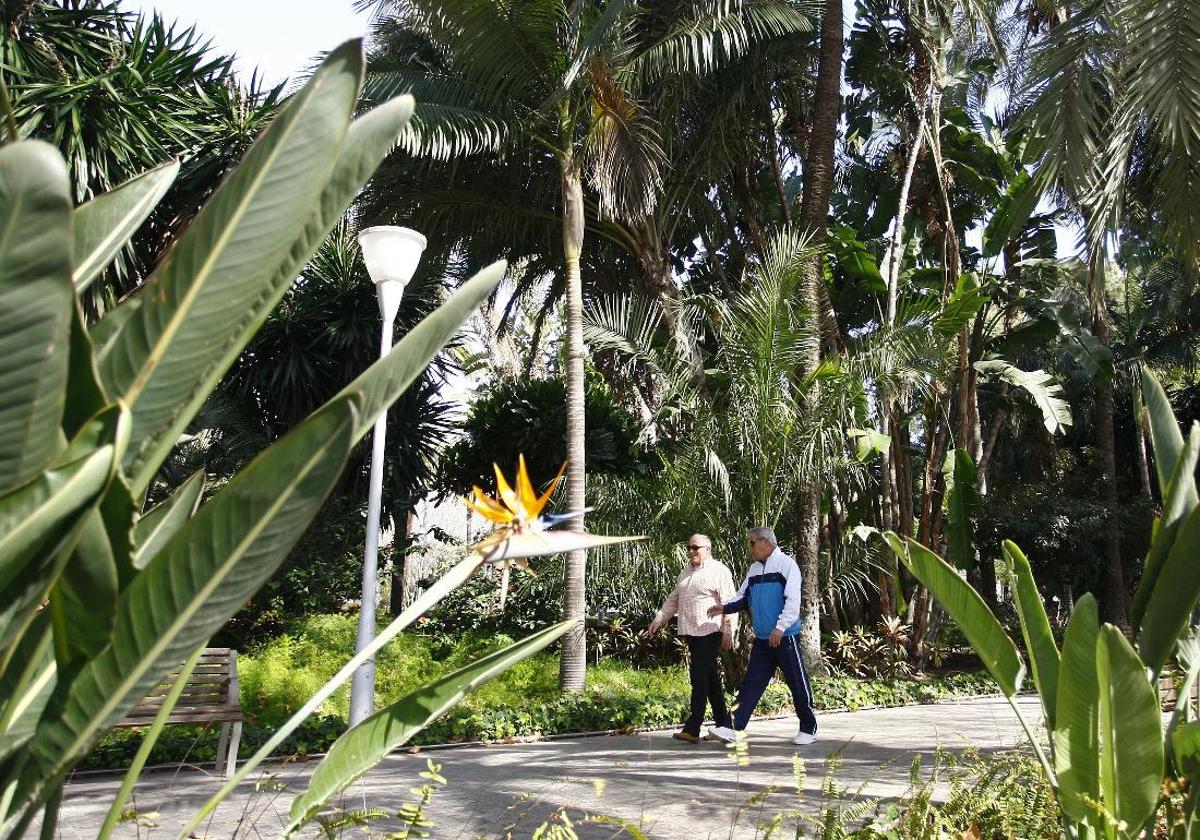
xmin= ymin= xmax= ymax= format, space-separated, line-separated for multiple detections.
xmin=132 ymin=697 xmax=228 ymax=711
xmin=117 ymin=711 xmax=242 ymax=726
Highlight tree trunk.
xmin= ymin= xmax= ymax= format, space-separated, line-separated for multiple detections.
xmin=1133 ymin=391 xmax=1153 ymax=500
xmin=559 ymin=152 xmax=589 ymax=693
xmin=793 ymin=0 xmax=843 ymax=673
xmin=388 ymin=511 xmax=413 ymax=615
xmin=885 ymin=117 xmax=927 ymax=325
xmin=733 ymin=167 xmax=769 ymax=258
xmin=1093 ymin=307 xmax=1129 ymax=627
xmin=765 ymin=96 xmax=791 ymax=226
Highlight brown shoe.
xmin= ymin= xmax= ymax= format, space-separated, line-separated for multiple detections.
xmin=701 ymin=733 xmax=721 ymax=741
xmin=672 ymin=731 xmax=701 ymax=743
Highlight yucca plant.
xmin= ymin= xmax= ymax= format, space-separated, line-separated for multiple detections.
xmin=885 ymin=370 xmax=1200 ymax=838
xmin=0 ymin=39 xmax=637 ymax=839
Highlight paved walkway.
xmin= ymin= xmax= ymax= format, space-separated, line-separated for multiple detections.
xmin=52 ymin=696 xmax=1041 ymax=839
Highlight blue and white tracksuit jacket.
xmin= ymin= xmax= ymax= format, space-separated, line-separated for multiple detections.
xmin=720 ymin=547 xmax=816 ymax=734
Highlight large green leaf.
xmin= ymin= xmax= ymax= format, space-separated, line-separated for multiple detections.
xmin=0 ymin=442 xmax=119 ymax=661
xmin=983 ymin=169 xmax=1039 ymax=257
xmin=1143 ymin=368 xmax=1190 ymax=496
xmin=184 ymin=554 xmax=489 ymax=837
xmin=0 ymin=141 xmax=73 ymax=495
xmin=43 ymin=406 xmax=129 ymax=664
xmin=284 ymin=621 xmax=574 ymax=834
xmin=180 ymin=263 xmax=510 ymax=836
xmin=829 ymin=229 xmax=885 ymax=292
xmin=27 ymin=398 xmax=358 ymax=791
xmin=96 ymin=43 xmax=363 ymax=497
xmin=1173 ymin=721 xmax=1200 ymax=779
xmin=1003 ymin=540 xmax=1060 ymax=731
xmin=0 ymin=616 xmax=55 ymax=764
xmin=973 ymin=360 xmax=1073 ymax=435
xmin=884 ymin=534 xmax=1024 ymax=695
xmin=1138 ymin=497 xmax=1200 ymax=675
xmin=1133 ymin=425 xmax=1200 ymax=633
xmin=848 ymin=428 xmax=891 ymax=461
xmin=260 ymin=93 xmax=416 ymax=307
xmin=944 ymin=449 xmax=980 ymax=570
xmin=1055 ymin=594 xmax=1101 ymax=823
xmin=72 ymin=160 xmax=179 ymax=293
xmin=1097 ymin=624 xmax=1163 ymax=833
xmin=49 ymin=507 xmax=119 ymax=664
xmin=62 ymin=303 xmax=108 ymax=439
xmin=132 ymin=470 xmax=205 ymax=570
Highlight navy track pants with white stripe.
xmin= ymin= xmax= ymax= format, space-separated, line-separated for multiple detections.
xmin=732 ymin=635 xmax=817 ymax=735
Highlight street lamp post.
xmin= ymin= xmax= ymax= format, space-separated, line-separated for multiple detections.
xmin=349 ymin=225 xmax=427 ymax=728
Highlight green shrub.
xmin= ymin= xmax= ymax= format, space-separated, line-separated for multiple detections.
xmin=82 ymin=614 xmax=1000 ymax=770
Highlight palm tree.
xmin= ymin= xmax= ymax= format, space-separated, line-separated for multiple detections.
xmin=1 ymin=0 xmax=283 ymax=315
xmin=790 ymin=0 xmax=844 ymax=670
xmin=358 ymin=0 xmax=814 ymax=690
xmin=1014 ymin=0 xmax=1200 ymax=625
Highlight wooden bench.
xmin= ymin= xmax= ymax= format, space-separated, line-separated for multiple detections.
xmin=116 ymin=648 xmax=243 ymax=778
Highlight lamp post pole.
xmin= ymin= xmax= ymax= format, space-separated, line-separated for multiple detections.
xmin=349 ymin=226 xmax=427 ymax=728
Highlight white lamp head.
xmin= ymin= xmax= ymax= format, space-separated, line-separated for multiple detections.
xmin=358 ymin=225 xmax=427 ymax=323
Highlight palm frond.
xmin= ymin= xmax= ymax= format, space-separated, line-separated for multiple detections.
xmin=583 ymin=59 xmax=667 ymax=222
xmin=384 ymin=0 xmax=567 ymax=105
xmin=629 ymin=0 xmax=816 ymax=83
xmin=1019 ymin=1 xmax=1113 ymax=201
xmin=362 ymin=70 xmax=513 ymax=158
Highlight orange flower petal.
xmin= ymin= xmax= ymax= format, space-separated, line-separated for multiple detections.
xmin=516 ymin=455 xmax=540 ymax=518
xmin=465 ymin=487 xmax=515 ymax=524
xmin=493 ymin=462 xmax=524 ymax=519
xmin=534 ymin=460 xmax=568 ymax=514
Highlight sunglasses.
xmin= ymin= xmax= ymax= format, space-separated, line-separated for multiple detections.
xmin=686 ymin=544 xmax=709 ymax=552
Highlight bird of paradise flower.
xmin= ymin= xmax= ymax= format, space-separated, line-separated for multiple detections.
xmin=465 ymin=455 xmax=641 ymax=607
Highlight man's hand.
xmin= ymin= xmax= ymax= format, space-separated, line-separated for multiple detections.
xmin=721 ymin=634 xmax=734 ymax=651
xmin=647 ymin=620 xmax=659 ymax=637
xmin=707 ymin=604 xmax=725 ymax=618
xmin=768 ymin=628 xmax=783 ymax=648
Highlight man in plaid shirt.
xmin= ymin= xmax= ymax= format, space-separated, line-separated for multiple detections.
xmin=649 ymin=534 xmax=738 ymax=743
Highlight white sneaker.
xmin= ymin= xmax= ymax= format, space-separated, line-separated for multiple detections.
xmin=792 ymin=729 xmax=817 ymax=746
xmin=708 ymin=725 xmax=741 ymax=743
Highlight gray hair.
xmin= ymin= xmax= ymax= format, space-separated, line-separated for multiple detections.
xmin=689 ymin=533 xmax=712 ymax=547
xmin=747 ymin=526 xmax=778 ymax=546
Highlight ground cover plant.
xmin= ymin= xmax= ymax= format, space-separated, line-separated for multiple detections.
xmin=80 ymin=616 xmax=1001 ymax=770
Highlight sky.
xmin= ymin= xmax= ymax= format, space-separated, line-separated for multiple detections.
xmin=129 ymin=0 xmax=374 ymax=88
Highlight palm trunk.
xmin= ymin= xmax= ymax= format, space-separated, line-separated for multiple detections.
xmin=1093 ymin=306 xmax=1129 ymax=627
xmin=885 ymin=117 xmax=927 ymax=325
xmin=793 ymin=0 xmax=843 ymax=674
xmin=388 ymin=511 xmax=413 ymax=615
xmin=734 ymin=167 xmax=769 ymax=258
xmin=765 ymin=97 xmax=791 ymax=226
xmin=1134 ymin=385 xmax=1153 ymax=500
xmin=559 ymin=152 xmax=589 ymax=693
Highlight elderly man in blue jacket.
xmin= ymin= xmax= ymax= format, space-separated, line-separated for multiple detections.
xmin=707 ymin=526 xmax=817 ymax=746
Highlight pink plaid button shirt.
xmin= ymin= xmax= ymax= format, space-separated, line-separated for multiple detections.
xmin=652 ymin=558 xmax=739 ymax=638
